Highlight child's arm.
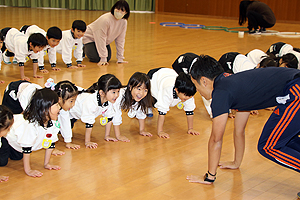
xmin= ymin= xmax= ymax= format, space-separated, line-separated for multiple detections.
xmin=186 ymin=115 xmax=200 ymax=135
xmin=44 ymin=147 xmax=61 ymax=170
xmin=138 ymin=118 xmax=152 ymax=137
xmin=23 ymin=153 xmax=43 ymax=177
xmin=157 ymin=114 xmax=169 ymax=138
xmin=32 ymin=62 xmax=43 ymax=79
xmin=113 ymin=125 xmax=130 ymax=142
xmin=85 ymin=127 xmax=98 ymax=148
xmin=104 ymin=121 xmax=118 ymax=142
xmin=37 ymin=51 xmax=49 ymax=73
xmin=19 ymin=65 xmax=30 ymax=81
xmin=74 ymin=39 xmax=86 ymax=68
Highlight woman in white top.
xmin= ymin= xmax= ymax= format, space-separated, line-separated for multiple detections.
xmin=82 ymin=0 xmax=130 ymax=66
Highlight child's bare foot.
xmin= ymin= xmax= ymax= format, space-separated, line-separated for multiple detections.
xmin=40 ymin=69 xmax=49 ymax=73
xmin=250 ymin=110 xmax=259 ymax=115
xmin=51 ymin=149 xmax=65 ymax=156
xmin=66 ymin=142 xmax=80 ymax=149
xmin=0 ymin=80 xmax=4 ymax=84
xmin=104 ymin=136 xmax=118 ymax=142
xmin=85 ymin=141 xmax=98 ymax=148
xmin=117 ymin=135 xmax=130 ymax=142
xmin=140 ymin=131 xmax=153 ymax=137
xmin=0 ymin=175 xmax=9 ymax=182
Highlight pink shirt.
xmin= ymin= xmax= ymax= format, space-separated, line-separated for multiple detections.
xmin=82 ymin=12 xmax=127 ymax=62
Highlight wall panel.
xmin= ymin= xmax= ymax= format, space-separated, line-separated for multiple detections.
xmin=156 ymin=0 xmax=300 ymax=22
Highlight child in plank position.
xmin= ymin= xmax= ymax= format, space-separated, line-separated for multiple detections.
xmin=69 ymin=74 xmax=126 ymax=148
xmin=20 ymin=25 xmax=62 ymax=72
xmin=0 ymin=27 xmax=47 ymax=80
xmin=147 ymin=67 xmax=199 ymax=138
xmin=0 ymin=105 xmax=14 ymax=182
xmin=2 ymin=79 xmax=80 ymax=153
xmin=56 ymin=20 xmax=86 ymax=69
xmin=2 ymin=88 xmax=61 ymax=177
xmin=112 ymin=72 xmax=153 ymax=138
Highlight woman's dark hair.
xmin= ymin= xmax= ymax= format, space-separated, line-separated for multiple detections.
xmin=175 ymin=72 xmax=196 ymax=97
xmin=111 ymin=0 xmax=130 ymax=20
xmin=86 ymin=74 xmax=122 ymax=94
xmin=23 ymin=88 xmax=59 ymax=127
xmin=259 ymin=56 xmax=277 ymax=68
xmin=27 ymin=33 xmax=48 ymax=47
xmin=190 ymin=54 xmax=224 ymax=84
xmin=54 ymin=81 xmax=79 ymax=103
xmin=0 ymin=105 xmax=13 ymax=131
xmin=277 ymin=53 xmax=298 ymax=69
xmin=239 ymin=0 xmax=254 ymax=25
xmin=121 ymin=72 xmax=152 ymax=113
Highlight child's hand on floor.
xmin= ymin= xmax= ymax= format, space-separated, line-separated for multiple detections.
xmin=66 ymin=142 xmax=80 ymax=149
xmin=85 ymin=141 xmax=98 ymax=148
xmin=158 ymin=131 xmax=170 ymax=139
xmin=187 ymin=129 xmax=200 ymax=135
xmin=0 ymin=175 xmax=9 ymax=182
xmin=117 ymin=135 xmax=130 ymax=142
xmin=140 ymin=131 xmax=153 ymax=137
xmin=44 ymin=164 xmax=61 ymax=170
xmin=104 ymin=136 xmax=118 ymax=142
xmin=51 ymin=149 xmax=65 ymax=156
xmin=25 ymin=169 xmax=43 ymax=177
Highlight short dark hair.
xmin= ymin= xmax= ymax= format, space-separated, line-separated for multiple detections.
xmin=259 ymin=56 xmax=277 ymax=68
xmin=190 ymin=54 xmax=224 ymax=84
xmin=23 ymin=88 xmax=59 ymax=127
xmin=111 ymin=0 xmax=130 ymax=20
xmin=27 ymin=33 xmax=48 ymax=47
xmin=47 ymin=26 xmax=62 ymax=40
xmin=281 ymin=53 xmax=298 ymax=69
xmin=72 ymin=20 xmax=86 ymax=32
xmin=86 ymin=74 xmax=122 ymax=94
xmin=0 ymin=105 xmax=13 ymax=131
xmin=0 ymin=32 xmax=4 ymax=41
xmin=175 ymin=72 xmax=196 ymax=97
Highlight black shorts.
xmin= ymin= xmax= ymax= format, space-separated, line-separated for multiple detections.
xmin=218 ymin=52 xmax=240 ymax=74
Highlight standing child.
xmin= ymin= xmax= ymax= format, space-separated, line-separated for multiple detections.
xmin=3 ymin=88 xmax=61 ymax=177
xmin=56 ymin=20 xmax=86 ymax=69
xmin=147 ymin=67 xmax=199 ymax=138
xmin=0 ymin=105 xmax=14 ymax=182
xmin=69 ymin=74 xmax=123 ymax=148
xmin=112 ymin=72 xmax=153 ymax=138
xmin=0 ymin=27 xmax=47 ymax=81
xmin=21 ymin=25 xmax=62 ymax=72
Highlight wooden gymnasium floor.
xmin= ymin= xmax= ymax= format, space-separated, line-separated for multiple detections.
xmin=0 ymin=6 xmax=300 ymax=200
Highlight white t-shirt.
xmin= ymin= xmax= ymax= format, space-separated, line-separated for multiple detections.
xmin=5 ymin=114 xmax=59 ymax=152
xmin=150 ymin=68 xmax=195 ymax=114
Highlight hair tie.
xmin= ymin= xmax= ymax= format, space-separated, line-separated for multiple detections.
xmin=45 ymin=78 xmax=56 ymax=91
